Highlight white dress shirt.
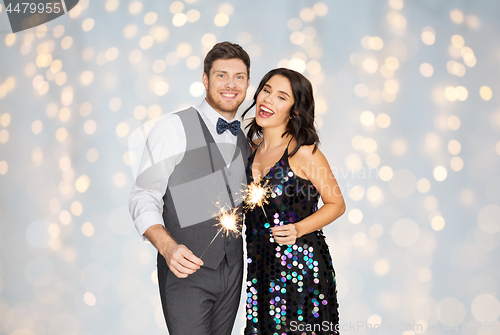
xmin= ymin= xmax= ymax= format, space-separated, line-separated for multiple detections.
xmin=128 ymin=99 xmax=239 ymax=240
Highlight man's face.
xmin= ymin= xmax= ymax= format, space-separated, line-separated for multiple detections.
xmin=202 ymin=58 xmax=250 ymax=117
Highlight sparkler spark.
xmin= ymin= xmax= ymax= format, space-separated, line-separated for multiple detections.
xmin=244 ymin=179 xmax=271 ymax=210
xmin=243 ymin=179 xmax=271 ymax=222
xmin=200 ymin=204 xmax=241 ymax=259
xmin=216 ymin=206 xmax=240 ymax=236
xmin=200 ymin=179 xmax=271 ymax=260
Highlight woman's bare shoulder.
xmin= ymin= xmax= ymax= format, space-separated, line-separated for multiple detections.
xmin=288 ymin=144 xmax=327 ymax=179
xmin=294 ymin=144 xmax=324 ymax=161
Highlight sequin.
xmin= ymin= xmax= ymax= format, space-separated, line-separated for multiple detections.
xmin=245 ymin=146 xmax=340 ymax=335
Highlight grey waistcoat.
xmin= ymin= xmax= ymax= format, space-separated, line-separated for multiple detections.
xmin=161 ymin=107 xmax=250 ymax=269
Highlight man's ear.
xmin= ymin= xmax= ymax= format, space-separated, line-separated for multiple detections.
xmin=247 ymin=78 xmax=250 ymax=89
xmin=202 ymin=72 xmax=209 ymax=90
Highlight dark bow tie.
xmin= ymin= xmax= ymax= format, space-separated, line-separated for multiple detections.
xmin=216 ymin=118 xmax=240 ymax=136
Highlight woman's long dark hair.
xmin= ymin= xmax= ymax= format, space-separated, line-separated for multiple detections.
xmin=241 ymin=68 xmax=319 ymax=157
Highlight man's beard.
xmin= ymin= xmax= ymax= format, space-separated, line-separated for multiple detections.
xmin=206 ymin=90 xmax=243 ymax=114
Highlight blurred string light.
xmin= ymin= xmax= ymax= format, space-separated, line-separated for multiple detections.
xmin=343 ymin=7 xmax=495 ymax=326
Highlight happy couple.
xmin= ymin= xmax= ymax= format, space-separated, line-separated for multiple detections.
xmin=129 ymin=41 xmax=345 ymax=335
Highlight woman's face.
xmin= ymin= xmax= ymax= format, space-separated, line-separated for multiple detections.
xmin=255 ymin=75 xmax=295 ymax=130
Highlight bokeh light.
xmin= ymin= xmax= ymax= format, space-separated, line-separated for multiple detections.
xmin=480 ymin=86 xmax=492 ymax=100
xmin=348 ymin=209 xmax=363 ymax=224
xmin=433 ymin=166 xmax=448 ymax=181
xmin=421 ymin=27 xmax=436 ymax=45
xmin=419 ymin=63 xmax=434 ymax=77
xmin=450 ymin=9 xmax=464 ymax=24
xmin=471 ymin=294 xmax=500 ymax=321
xmin=391 ymin=218 xmax=420 ymax=247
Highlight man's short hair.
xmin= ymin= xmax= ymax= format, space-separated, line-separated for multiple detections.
xmin=203 ymin=41 xmax=250 ymax=79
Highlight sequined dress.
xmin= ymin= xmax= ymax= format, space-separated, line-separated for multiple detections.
xmin=245 ymin=146 xmax=340 ymax=335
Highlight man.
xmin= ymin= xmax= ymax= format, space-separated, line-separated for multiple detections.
xmin=129 ymin=42 xmax=251 ymax=334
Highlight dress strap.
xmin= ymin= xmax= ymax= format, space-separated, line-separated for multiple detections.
xmin=249 ymin=139 xmax=262 ymax=160
xmin=285 ymin=137 xmax=294 ymax=154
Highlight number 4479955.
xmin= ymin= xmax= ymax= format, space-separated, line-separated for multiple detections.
xmin=6 ymin=2 xmax=62 ymax=14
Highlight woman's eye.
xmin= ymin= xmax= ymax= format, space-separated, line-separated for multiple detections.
xmin=279 ymin=96 xmax=285 ymax=100
xmin=263 ymin=89 xmax=270 ymax=93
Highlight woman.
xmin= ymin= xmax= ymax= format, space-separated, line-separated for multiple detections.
xmin=242 ymin=68 xmax=346 ymax=334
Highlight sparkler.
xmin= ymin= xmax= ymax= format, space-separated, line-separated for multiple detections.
xmin=200 ymin=179 xmax=272 ymax=259
xmin=243 ymin=178 xmax=271 ymax=222
xmin=200 ymin=204 xmax=241 ymax=259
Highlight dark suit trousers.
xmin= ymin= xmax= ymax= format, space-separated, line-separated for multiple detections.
xmin=157 ymin=253 xmax=243 ymax=335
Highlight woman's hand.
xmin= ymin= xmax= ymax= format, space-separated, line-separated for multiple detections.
xmin=271 ymin=224 xmax=299 ymax=245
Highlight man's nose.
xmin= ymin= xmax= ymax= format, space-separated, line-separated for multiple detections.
xmin=225 ymin=77 xmax=236 ymax=88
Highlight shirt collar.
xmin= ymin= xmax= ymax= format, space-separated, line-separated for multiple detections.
xmin=197 ymin=99 xmax=236 ymax=126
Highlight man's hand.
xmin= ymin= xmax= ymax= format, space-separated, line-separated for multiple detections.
xmin=144 ymin=224 xmax=204 ymax=278
xmin=163 ymin=244 xmax=204 ymax=278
